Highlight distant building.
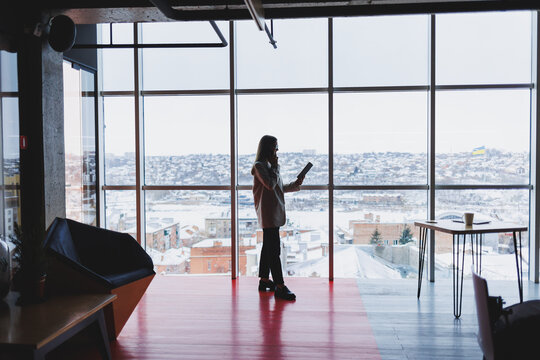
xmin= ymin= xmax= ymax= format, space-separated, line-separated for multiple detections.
xmin=361 ymin=193 xmax=403 ymax=205
xmin=204 ymin=214 xmax=258 ymax=238
xmin=190 ymin=237 xmax=256 ymax=275
xmin=244 ymin=229 xmax=328 ymax=277
xmin=350 ymin=221 xmax=408 ymax=245
xmin=3 ymin=174 xmax=20 ymax=235
xmin=126 ymin=220 xmax=186 ymax=274
xmin=4 ymin=208 xmax=14 ymax=236
xmin=130 ymin=220 xmax=180 ymax=252
xmin=149 ymin=247 xmax=189 ymax=275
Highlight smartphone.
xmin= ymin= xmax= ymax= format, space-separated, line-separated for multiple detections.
xmin=298 ymin=162 xmax=313 ymax=178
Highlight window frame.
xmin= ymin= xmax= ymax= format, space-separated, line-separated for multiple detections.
xmin=97 ymin=14 xmax=537 ymax=282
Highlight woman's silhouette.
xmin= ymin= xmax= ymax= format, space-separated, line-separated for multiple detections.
xmin=251 ymin=135 xmax=304 ymax=300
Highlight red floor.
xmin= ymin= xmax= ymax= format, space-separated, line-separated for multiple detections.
xmin=57 ymin=276 xmax=381 ymax=360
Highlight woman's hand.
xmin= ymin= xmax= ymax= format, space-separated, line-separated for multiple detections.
xmin=269 ymin=155 xmax=279 ymax=168
xmin=295 ymin=175 xmax=305 ymax=187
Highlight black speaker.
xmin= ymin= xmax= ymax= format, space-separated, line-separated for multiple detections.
xmin=48 ymin=15 xmax=76 ymax=52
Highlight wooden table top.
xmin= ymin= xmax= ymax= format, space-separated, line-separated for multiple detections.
xmin=414 ymin=220 xmax=528 ymax=235
xmin=0 ymin=292 xmax=116 ymax=349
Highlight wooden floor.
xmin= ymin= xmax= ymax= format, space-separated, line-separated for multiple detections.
xmin=51 ymin=276 xmax=380 ymax=360
xmin=358 ymin=277 xmax=540 ymax=360
xmin=48 ymin=275 xmax=540 ymax=360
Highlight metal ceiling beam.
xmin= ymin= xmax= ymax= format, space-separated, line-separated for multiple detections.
xmin=35 ymin=0 xmax=540 ymax=10
xmin=44 ymin=0 xmax=540 ymax=24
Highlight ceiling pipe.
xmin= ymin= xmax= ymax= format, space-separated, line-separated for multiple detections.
xmin=244 ymin=0 xmax=277 ymax=48
xmin=149 ymin=0 xmax=227 ymax=47
xmin=244 ymin=0 xmax=265 ymax=30
xmin=264 ymin=20 xmax=276 ymax=49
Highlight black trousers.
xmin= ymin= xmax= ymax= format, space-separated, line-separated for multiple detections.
xmin=258 ymin=227 xmax=284 ymax=285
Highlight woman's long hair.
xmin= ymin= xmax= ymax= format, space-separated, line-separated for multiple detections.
xmin=251 ymin=135 xmax=277 ymax=175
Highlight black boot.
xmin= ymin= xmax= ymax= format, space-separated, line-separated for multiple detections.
xmin=274 ymin=285 xmax=296 ymax=300
xmin=258 ymin=279 xmax=276 ymax=291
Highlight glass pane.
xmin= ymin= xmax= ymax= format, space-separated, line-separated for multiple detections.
xmin=64 ymin=63 xmax=97 ymax=226
xmin=80 ymin=70 xmax=97 ymax=225
xmin=99 ymin=49 xmax=134 ymax=91
xmin=97 ymin=23 xmax=134 ymax=45
xmin=140 ymin=22 xmax=229 ymax=91
xmin=436 ymin=90 xmax=530 ymax=185
xmin=334 ymin=92 xmax=427 ymax=185
xmin=237 ymin=190 xmax=259 ymax=276
xmin=334 ymin=15 xmax=429 ymax=87
xmin=237 ymin=94 xmax=328 ymax=185
xmin=436 ymin=11 xmax=532 ymax=85
xmin=334 ymin=190 xmax=427 ymax=278
xmin=144 ymin=95 xmax=230 ymax=185
xmin=239 ymin=190 xmax=329 ymax=278
xmin=236 ymin=19 xmax=328 ymax=89
xmin=144 ymin=190 xmax=231 ymax=275
xmin=2 ymin=97 xmax=20 ymax=236
xmin=283 ymin=190 xmax=329 ymax=278
xmin=105 ymin=190 xmax=136 ymax=232
xmin=64 ymin=63 xmax=84 ymax=222
xmin=435 ymin=190 xmax=529 ymax=280
xmin=1 ymin=98 xmax=19 ymax=165
xmin=112 ymin=23 xmax=134 ymax=44
xmin=0 ymin=52 xmax=18 ymax=92
xmin=103 ymin=97 xmax=135 ymax=185
xmin=97 ymin=24 xmax=111 ymax=45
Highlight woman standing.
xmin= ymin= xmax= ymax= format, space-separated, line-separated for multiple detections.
xmin=251 ymin=135 xmax=304 ymax=300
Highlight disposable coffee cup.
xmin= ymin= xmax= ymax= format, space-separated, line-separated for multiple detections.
xmin=463 ymin=212 xmax=474 ymax=226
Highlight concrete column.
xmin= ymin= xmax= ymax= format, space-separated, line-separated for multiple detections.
xmin=17 ymin=33 xmax=65 ymax=238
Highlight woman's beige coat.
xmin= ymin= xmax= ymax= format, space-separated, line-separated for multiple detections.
xmin=252 ymin=161 xmax=300 ymax=229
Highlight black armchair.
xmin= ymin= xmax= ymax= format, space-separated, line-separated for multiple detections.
xmin=44 ymin=217 xmax=155 ymax=339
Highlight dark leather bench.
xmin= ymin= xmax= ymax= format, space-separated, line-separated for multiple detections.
xmin=44 ymin=217 xmax=155 ymax=339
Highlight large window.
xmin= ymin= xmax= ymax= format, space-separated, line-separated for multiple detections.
xmin=332 ymin=15 xmax=431 ymax=281
xmin=96 ymin=11 xmax=535 ymax=281
xmin=236 ymin=19 xmax=330 ymax=278
xmin=99 ymin=22 xmax=232 ymax=275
